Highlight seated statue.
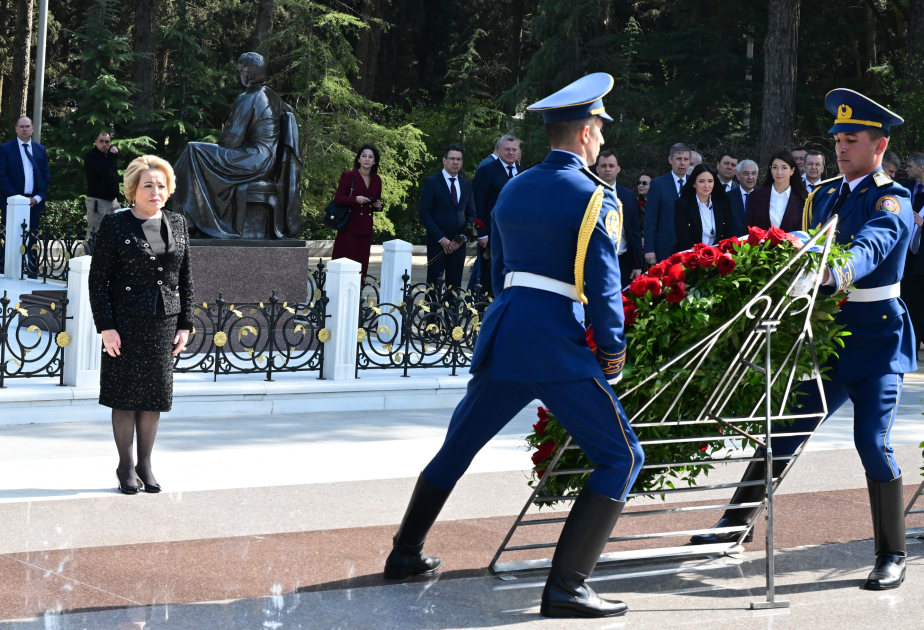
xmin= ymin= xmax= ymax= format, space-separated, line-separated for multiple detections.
xmin=172 ymin=52 xmax=302 ymax=239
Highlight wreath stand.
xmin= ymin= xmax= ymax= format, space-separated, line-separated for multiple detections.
xmin=906 ymin=479 xmax=924 ymax=538
xmin=489 ymin=217 xmax=840 ymax=610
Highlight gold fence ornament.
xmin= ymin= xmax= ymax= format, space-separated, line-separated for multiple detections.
xmin=357 ymin=328 xmax=367 ymax=343
xmin=213 ymin=331 xmax=228 ymax=347
xmin=55 ymin=332 xmax=71 ymax=348
xmin=318 ymin=328 xmax=331 ymax=343
xmin=451 ymin=327 xmax=464 ymax=341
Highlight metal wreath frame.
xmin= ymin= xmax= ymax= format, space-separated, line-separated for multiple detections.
xmin=489 ymin=216 xmax=841 ymax=609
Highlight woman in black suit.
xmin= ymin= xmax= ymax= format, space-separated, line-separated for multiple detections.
xmin=745 ymin=150 xmax=807 ymax=233
xmin=672 ymin=164 xmax=733 ymax=254
xmin=89 ymin=156 xmax=195 ymax=495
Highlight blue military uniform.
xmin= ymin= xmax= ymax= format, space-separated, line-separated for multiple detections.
xmin=385 ymin=74 xmax=641 ymax=619
xmin=693 ymin=89 xmax=914 ymax=591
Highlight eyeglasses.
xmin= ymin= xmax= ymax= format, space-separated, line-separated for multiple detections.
xmin=637 ymin=180 xmax=650 ymax=185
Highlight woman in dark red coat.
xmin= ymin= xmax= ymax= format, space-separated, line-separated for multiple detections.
xmin=331 ymin=144 xmax=384 ymax=278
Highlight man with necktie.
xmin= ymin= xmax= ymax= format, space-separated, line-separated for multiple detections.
xmin=693 ymin=88 xmax=916 ymax=592
xmin=473 ymin=134 xmax=520 ymax=296
xmin=728 ymin=159 xmax=758 ymax=235
xmin=900 ymin=151 xmax=924 ymax=349
xmin=803 ymin=150 xmax=826 ymax=192
xmin=0 ymin=116 xmax=50 ymax=274
xmin=643 ymin=142 xmax=691 ymax=263
xmin=419 ymin=144 xmax=476 ymax=294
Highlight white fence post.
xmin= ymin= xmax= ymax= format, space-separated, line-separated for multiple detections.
xmin=63 ymin=256 xmax=101 ymax=388
xmin=4 ymin=195 xmax=31 ymax=279
xmin=322 ymin=258 xmax=361 ymax=380
xmin=380 ymin=239 xmax=413 ymax=306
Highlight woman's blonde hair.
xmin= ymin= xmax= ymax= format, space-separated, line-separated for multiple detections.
xmin=124 ymin=155 xmax=176 ymax=203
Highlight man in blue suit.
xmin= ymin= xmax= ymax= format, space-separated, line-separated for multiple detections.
xmin=692 ymin=89 xmax=916 ymax=592
xmin=595 ymin=149 xmax=642 ymax=287
xmin=643 ymin=143 xmax=691 ymax=263
xmin=727 ymin=159 xmax=758 ymax=236
xmin=383 ymin=74 xmax=643 ymax=619
xmin=473 ymin=134 xmax=521 ymax=296
xmin=0 ymin=116 xmax=50 ymax=271
xmin=419 ymin=144 xmax=476 ymax=292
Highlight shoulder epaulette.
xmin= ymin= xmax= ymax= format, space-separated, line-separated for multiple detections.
xmin=873 ymin=171 xmax=893 ymax=187
xmin=802 ymin=176 xmax=842 ymax=232
xmin=581 ymin=166 xmax=615 ymax=191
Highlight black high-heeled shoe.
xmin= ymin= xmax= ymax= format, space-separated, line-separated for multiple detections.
xmin=135 ymin=466 xmax=161 ymax=493
xmin=116 ymin=470 xmax=139 ymax=495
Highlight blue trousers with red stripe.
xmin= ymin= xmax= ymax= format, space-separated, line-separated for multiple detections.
xmin=423 ymin=368 xmax=644 ymax=501
xmin=770 ymin=372 xmax=903 ymax=482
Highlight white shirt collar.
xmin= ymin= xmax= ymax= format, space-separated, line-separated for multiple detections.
xmin=550 ymin=149 xmax=587 ymax=167
xmin=771 ymin=185 xmax=791 ymax=200
xmin=842 ymin=173 xmax=869 ymax=193
xmin=673 ymin=172 xmax=687 ymax=183
xmin=441 ymin=169 xmax=460 ymax=189
xmin=498 ymin=160 xmax=518 ymax=175
xmin=19 ymin=139 xmax=32 ymax=148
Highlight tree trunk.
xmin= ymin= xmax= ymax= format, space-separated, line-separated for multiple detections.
xmin=132 ymin=0 xmax=157 ymax=122
xmin=759 ymin=0 xmax=800 ymax=168
xmin=10 ymin=0 xmax=34 ymax=120
xmin=506 ymin=0 xmax=526 ymax=88
xmin=253 ymin=0 xmax=275 ymax=52
xmin=351 ymin=0 xmax=384 ymax=99
xmin=900 ymin=0 xmax=924 ymax=146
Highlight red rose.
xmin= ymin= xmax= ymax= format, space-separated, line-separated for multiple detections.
xmin=663 ymin=263 xmax=685 ymax=287
xmin=747 ymin=226 xmax=768 ymax=247
xmin=531 ymin=440 xmax=557 ymax=466
xmin=645 ymin=277 xmax=663 ymax=297
xmin=680 ymin=251 xmax=700 ymax=268
xmin=698 ymin=246 xmax=721 ymax=268
xmin=692 ymin=242 xmax=708 ymax=251
xmin=533 ymin=409 xmax=550 ymax=436
xmin=623 ymin=300 xmax=638 ymax=326
xmin=717 ymin=236 xmax=741 ymax=254
xmin=667 ymin=253 xmax=684 ymax=266
xmin=716 ymin=253 xmax=736 ymax=276
xmin=647 ymin=262 xmax=667 ymax=279
xmin=584 ymin=325 xmax=597 ymax=353
xmin=629 ymin=276 xmax=649 ymax=297
xmin=474 ymin=218 xmax=485 ymax=228
xmin=767 ymin=225 xmax=786 ymax=247
xmin=537 ymin=406 xmax=549 ymax=422
xmin=665 ymin=281 xmax=686 ymax=303
xmin=837 ymin=297 xmax=848 ymax=308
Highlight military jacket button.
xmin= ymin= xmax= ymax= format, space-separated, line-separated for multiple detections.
xmin=125 ymin=239 xmax=130 ymax=244
xmin=882 ymin=315 xmax=888 ymax=320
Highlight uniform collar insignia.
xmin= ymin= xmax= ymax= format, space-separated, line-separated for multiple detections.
xmin=859 ymin=188 xmax=868 ymax=194
xmin=873 ymin=171 xmax=893 ymax=187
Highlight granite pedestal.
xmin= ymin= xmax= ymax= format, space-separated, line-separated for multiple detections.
xmin=189 ymin=240 xmax=311 ymax=304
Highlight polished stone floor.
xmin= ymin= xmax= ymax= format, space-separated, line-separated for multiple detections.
xmin=0 ymin=374 xmax=922 ymax=628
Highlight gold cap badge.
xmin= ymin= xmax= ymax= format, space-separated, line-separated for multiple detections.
xmin=838 ymin=104 xmax=852 ymax=120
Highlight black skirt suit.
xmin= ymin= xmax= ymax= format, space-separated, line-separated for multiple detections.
xmin=671 ymin=195 xmax=734 ymax=254
xmin=89 ymin=210 xmax=195 ymax=412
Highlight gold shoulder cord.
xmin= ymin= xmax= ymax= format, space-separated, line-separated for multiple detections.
xmin=575 ymin=185 xmax=605 ymax=305
xmin=802 ymin=177 xmax=841 ymax=232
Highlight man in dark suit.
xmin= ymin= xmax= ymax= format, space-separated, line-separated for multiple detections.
xmin=419 ymin=144 xmax=476 ymax=293
xmin=717 ymin=152 xmax=738 ymax=192
xmin=473 ymin=134 xmax=520 ymax=296
xmin=643 ymin=142 xmax=691 ymax=263
xmin=0 ymin=116 xmax=50 ymax=274
xmin=727 ymin=159 xmax=758 ymax=236
xmin=901 ymin=152 xmax=924 ymax=350
xmin=595 ymin=149 xmax=642 ymax=287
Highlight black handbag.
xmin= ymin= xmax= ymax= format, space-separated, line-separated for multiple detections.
xmin=323 ymin=172 xmax=355 ymax=231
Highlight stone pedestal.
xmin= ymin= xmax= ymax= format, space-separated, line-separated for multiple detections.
xmin=189 ymin=241 xmax=312 ymax=304
xmin=4 ymin=195 xmax=31 ymax=279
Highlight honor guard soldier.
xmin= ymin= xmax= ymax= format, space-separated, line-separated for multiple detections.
xmin=382 ymin=73 xmax=644 ymax=619
xmin=692 ymin=89 xmax=916 ymax=591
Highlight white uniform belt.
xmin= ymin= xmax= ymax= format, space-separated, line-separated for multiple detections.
xmin=504 ymin=271 xmax=579 ymax=302
xmin=846 ymin=283 xmax=901 ymax=302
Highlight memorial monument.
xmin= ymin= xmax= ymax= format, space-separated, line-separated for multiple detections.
xmin=172 ymin=52 xmax=310 ymax=304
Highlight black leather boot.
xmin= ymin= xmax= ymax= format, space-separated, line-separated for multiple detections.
xmin=383 ymin=474 xmax=452 ymax=579
xmin=864 ymin=474 xmax=906 ymax=590
xmin=540 ymin=487 xmax=628 ymax=618
xmin=689 ymin=459 xmax=787 ymax=545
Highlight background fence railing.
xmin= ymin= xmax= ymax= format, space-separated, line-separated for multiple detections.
xmin=175 ymin=262 xmax=329 ymax=381
xmin=18 ymin=221 xmax=93 ymax=283
xmin=0 ymin=290 xmax=69 ymax=387
xmin=356 ymin=273 xmax=490 ymax=376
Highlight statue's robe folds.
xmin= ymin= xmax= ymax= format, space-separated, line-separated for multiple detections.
xmin=172 ymin=84 xmax=302 ymax=238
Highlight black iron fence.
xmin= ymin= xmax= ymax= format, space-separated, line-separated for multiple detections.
xmin=0 ymin=291 xmax=70 ymax=387
xmin=356 ymin=273 xmax=490 ymax=376
xmin=174 ymin=262 xmax=329 ymax=381
xmin=18 ymin=221 xmax=93 ymax=283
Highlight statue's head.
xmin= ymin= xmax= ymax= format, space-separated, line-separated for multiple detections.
xmin=237 ymin=52 xmax=267 ymax=87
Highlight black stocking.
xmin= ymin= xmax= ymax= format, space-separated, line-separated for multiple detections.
xmin=135 ymin=411 xmax=161 ymax=486
xmin=112 ymin=409 xmax=137 ymax=486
